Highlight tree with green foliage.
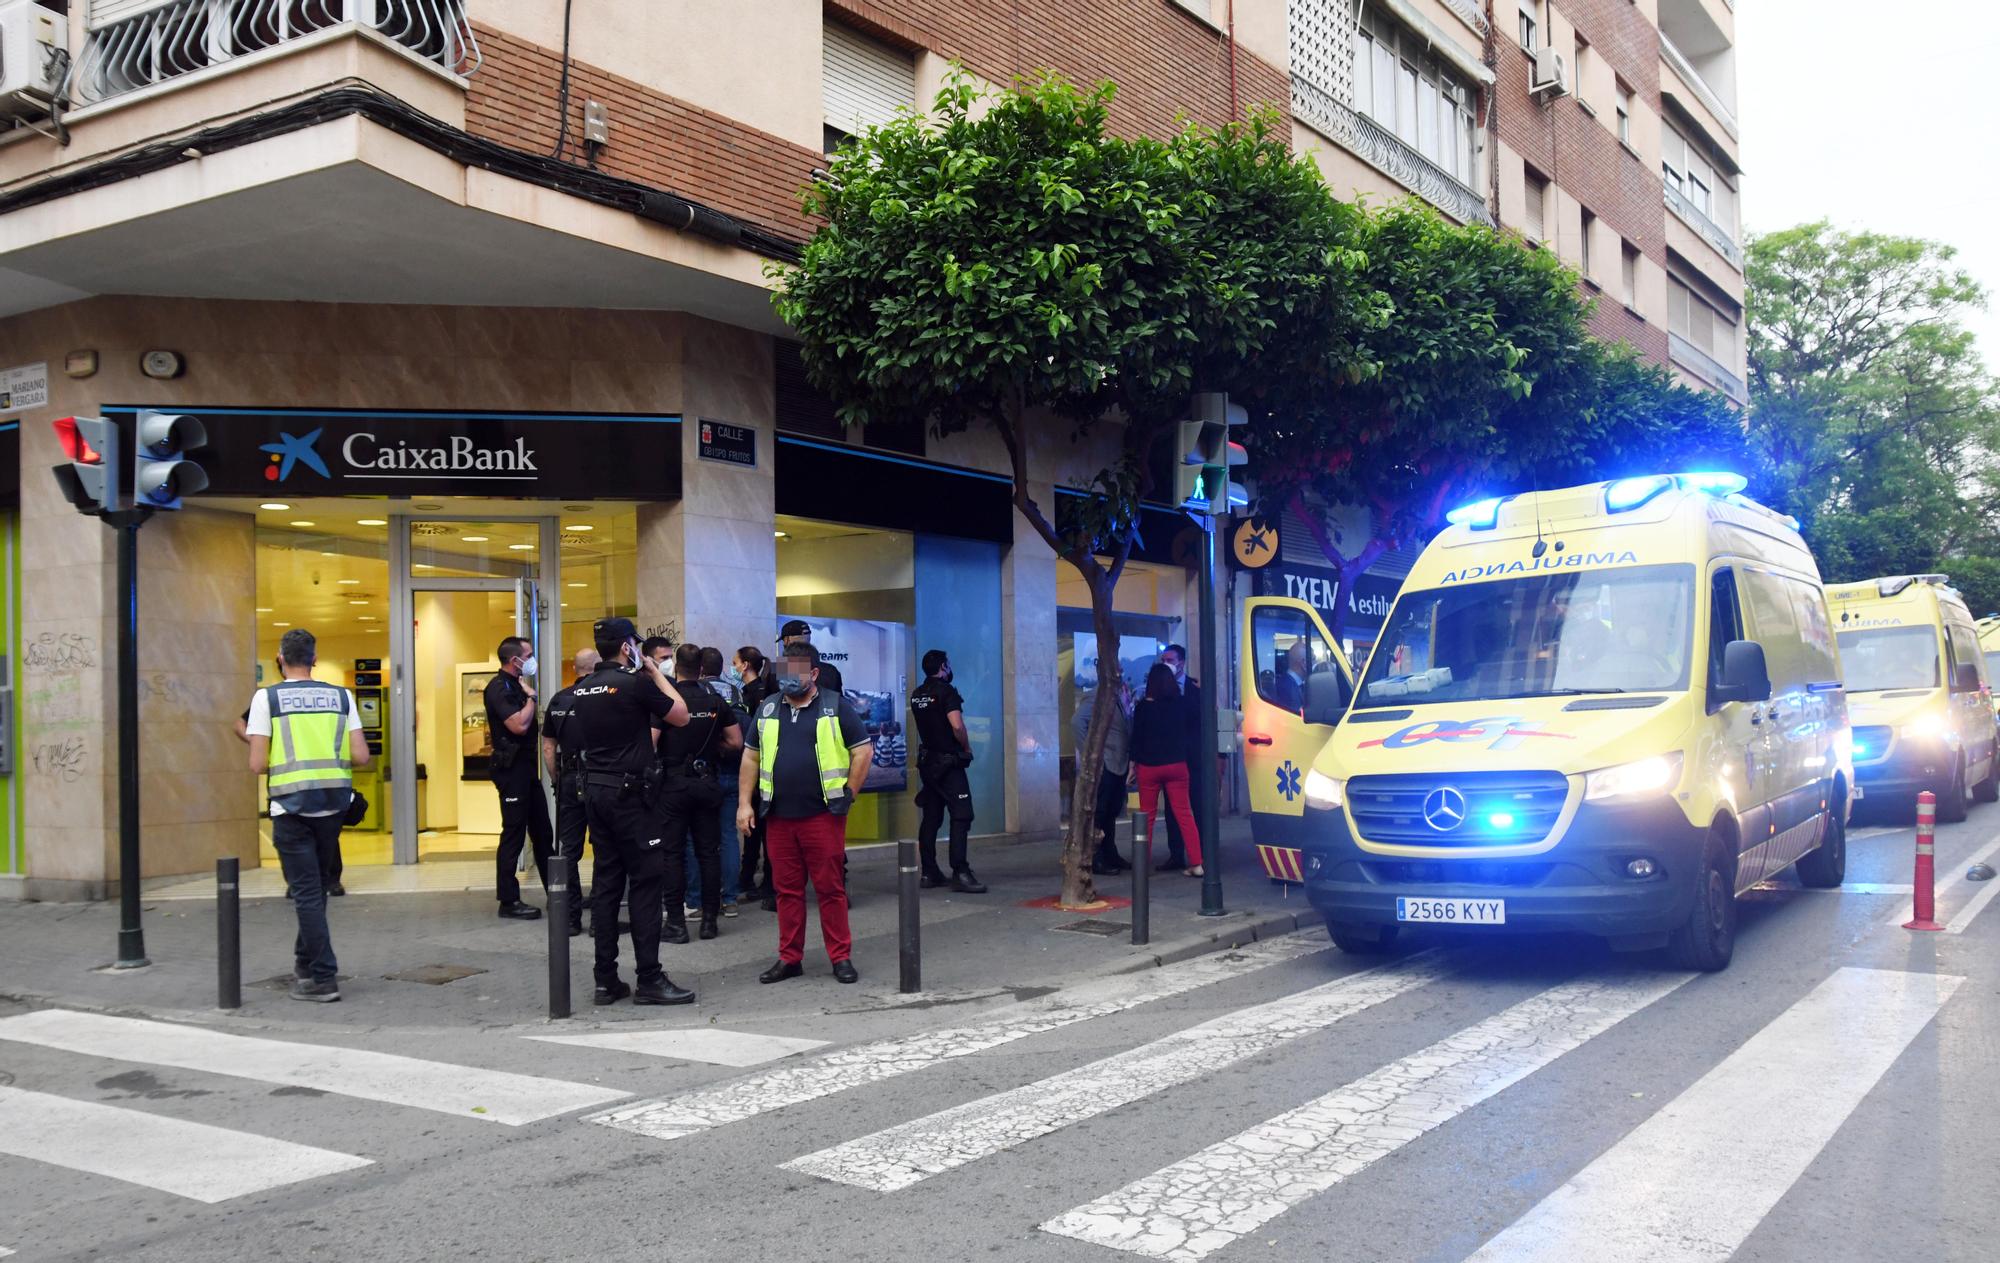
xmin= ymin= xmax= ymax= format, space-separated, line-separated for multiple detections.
xmin=772 ymin=74 xmax=1374 ymax=906
xmin=1745 ymin=222 xmax=2000 ymax=594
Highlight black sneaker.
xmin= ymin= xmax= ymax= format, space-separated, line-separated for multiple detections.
xmin=635 ymin=978 xmax=696 ymax=1005
xmin=593 ymin=979 xmax=632 ymax=1006
xmin=289 ymin=978 xmax=340 ymax=1003
xmin=950 ymin=870 xmax=989 ymax=894
xmin=760 ymin=893 xmax=778 ymax=912
xmin=498 ymin=901 xmax=543 ymax=920
xmin=919 ymin=872 xmax=950 ymax=889
xmin=326 ymin=882 xmax=346 ymax=897
xmin=662 ymin=920 xmax=690 ymax=945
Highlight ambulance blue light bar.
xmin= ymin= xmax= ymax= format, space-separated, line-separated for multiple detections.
xmin=1446 ymin=497 xmax=1507 ymax=530
xmin=1604 ymin=475 xmax=1674 ymax=512
xmin=1681 ymin=471 xmax=1749 ymax=497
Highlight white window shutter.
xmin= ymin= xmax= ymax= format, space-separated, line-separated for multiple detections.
xmin=823 ymin=21 xmax=915 ymax=133
xmin=89 ymin=0 xmax=184 ymax=30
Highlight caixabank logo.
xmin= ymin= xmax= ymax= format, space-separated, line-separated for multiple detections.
xmin=259 ymin=428 xmax=538 ymax=483
xmin=259 ymin=429 xmax=330 ymax=482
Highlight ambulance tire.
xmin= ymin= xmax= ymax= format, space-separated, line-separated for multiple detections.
xmin=1937 ymin=758 xmax=1969 ymax=824
xmin=1795 ymin=802 xmax=1845 ymax=889
xmin=1666 ymin=827 xmax=1738 ymax=972
xmin=1326 ymin=920 xmax=1398 ymax=954
xmin=1972 ymin=749 xmax=1999 ymax=803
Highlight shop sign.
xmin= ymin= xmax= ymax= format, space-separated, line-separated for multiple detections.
xmin=0 ymin=362 xmax=48 ymax=414
xmin=697 ymin=419 xmax=756 ymax=468
xmin=1254 ymin=561 xmax=1404 ymax=634
xmin=110 ymin=407 xmax=684 ymax=500
xmin=1229 ymin=516 xmax=1279 ymax=570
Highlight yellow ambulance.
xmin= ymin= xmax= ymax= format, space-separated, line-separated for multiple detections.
xmin=1276 ymin=473 xmax=1849 ymax=972
xmin=1978 ymin=614 xmax=2000 ymax=727
xmin=1829 ymin=575 xmax=1998 ymax=820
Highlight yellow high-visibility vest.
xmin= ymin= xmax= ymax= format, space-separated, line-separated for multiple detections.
xmin=755 ymin=692 xmax=850 ymax=814
xmin=264 ymin=681 xmax=352 ymax=814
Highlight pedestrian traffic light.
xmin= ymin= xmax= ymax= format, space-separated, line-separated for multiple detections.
xmin=51 ymin=415 xmax=125 ymax=515
xmin=1174 ymin=392 xmax=1248 ymax=513
xmin=132 ymin=410 xmax=210 ymax=510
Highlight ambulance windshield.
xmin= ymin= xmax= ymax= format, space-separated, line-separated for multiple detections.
xmin=1359 ymin=564 xmax=1696 ymax=705
xmin=1835 ymin=626 xmax=1938 ymax=692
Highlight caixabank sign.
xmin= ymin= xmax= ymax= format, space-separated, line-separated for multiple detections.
xmin=104 ymin=407 xmax=683 ymax=500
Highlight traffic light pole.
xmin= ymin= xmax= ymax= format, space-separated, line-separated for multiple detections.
xmin=1196 ymin=509 xmax=1225 ymax=917
xmin=111 ymin=507 xmax=149 ymax=968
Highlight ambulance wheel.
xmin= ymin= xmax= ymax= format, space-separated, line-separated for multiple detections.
xmin=1795 ymin=802 xmax=1845 ymax=889
xmin=1666 ymin=827 xmax=1737 ymax=972
xmin=1973 ymin=750 xmax=1999 ymax=803
xmin=1327 ymin=920 xmax=1397 ymax=954
xmin=1937 ymin=757 xmax=1969 ymax=823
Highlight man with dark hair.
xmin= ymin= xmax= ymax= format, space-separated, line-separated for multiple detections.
xmin=735 ymin=645 xmax=776 ymax=906
xmin=778 ymin=619 xmax=842 ymax=693
xmin=659 ymin=642 xmax=742 ymax=942
xmin=641 ymin=635 xmax=674 ymax=670
xmin=485 ymin=635 xmax=553 ymax=918
xmin=699 ymin=646 xmax=746 ymax=917
xmin=569 ymin=617 xmax=694 ymax=1005
xmin=245 ymin=628 xmax=371 ymax=1003
xmin=1157 ymin=643 xmax=1203 ymax=872
xmin=541 ymin=647 xmax=600 ymax=938
xmin=910 ymin=648 xmax=986 ymax=892
xmin=737 ymin=641 xmax=873 ymax=984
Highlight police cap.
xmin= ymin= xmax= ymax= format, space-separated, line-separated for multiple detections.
xmin=595 ymin=616 xmax=639 ymax=643
xmin=778 ymin=618 xmax=813 ymax=641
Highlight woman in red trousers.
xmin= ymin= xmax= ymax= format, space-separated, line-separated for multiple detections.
xmin=1129 ymin=663 xmax=1202 ymax=876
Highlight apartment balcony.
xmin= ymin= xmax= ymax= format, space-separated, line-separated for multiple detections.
xmin=1664 ymin=184 xmax=1741 ymax=268
xmin=1291 ymin=79 xmax=1492 ymax=227
xmin=1670 ymin=332 xmax=1748 ymax=405
xmin=1660 ymin=34 xmax=1738 ymax=142
xmin=1436 ymin=0 xmax=1489 ymax=37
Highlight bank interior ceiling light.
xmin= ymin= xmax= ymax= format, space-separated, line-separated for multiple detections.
xmin=260 ymin=502 xmax=289 ymax=511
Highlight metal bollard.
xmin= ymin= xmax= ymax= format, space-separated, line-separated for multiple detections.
xmin=547 ymin=870 xmax=572 ymax=1019
xmin=1131 ymin=805 xmax=1150 ymax=946
xmin=1904 ymin=790 xmax=1944 ymax=932
xmin=216 ymin=857 xmax=240 ymax=1010
xmin=898 ymin=836 xmax=921 ymax=993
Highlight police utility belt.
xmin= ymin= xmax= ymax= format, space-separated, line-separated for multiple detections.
xmin=584 ymin=765 xmax=664 ymax=802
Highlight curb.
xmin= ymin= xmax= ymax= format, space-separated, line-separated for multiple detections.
xmin=1097 ymin=909 xmax=1318 ymax=976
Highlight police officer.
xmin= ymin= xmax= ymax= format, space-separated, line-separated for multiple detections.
xmin=540 ymin=647 xmax=599 ymax=938
xmin=659 ymin=643 xmax=743 ymax=942
xmin=779 ymin=619 xmax=841 ymax=693
xmin=569 ymin=618 xmax=695 ymax=1005
xmin=910 ymin=648 xmax=987 ymax=892
xmin=485 ymin=636 xmax=553 ymax=918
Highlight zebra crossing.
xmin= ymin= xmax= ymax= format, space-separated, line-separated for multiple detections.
xmin=0 ymin=875 xmax=1985 ymax=1260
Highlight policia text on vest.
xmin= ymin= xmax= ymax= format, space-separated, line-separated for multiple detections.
xmin=245 ymin=629 xmax=370 ymax=1004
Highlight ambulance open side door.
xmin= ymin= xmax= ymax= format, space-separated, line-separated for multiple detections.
xmin=1240 ymin=596 xmax=1353 ymax=856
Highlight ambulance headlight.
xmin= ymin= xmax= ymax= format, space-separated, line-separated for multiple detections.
xmin=1303 ymin=769 xmax=1346 ymax=811
xmin=1902 ymin=711 xmax=1953 ymax=743
xmin=1583 ymin=753 xmax=1683 ymax=802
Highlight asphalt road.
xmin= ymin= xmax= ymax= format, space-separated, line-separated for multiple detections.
xmin=1 ymin=806 xmax=1994 ymax=1263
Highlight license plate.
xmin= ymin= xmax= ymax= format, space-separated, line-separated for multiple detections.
xmin=1396 ymin=897 xmax=1506 ymax=924
xmin=1851 ymin=785 xmax=1865 ymax=799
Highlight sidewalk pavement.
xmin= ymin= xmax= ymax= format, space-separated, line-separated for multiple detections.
xmin=0 ymin=816 xmax=1327 ymax=1033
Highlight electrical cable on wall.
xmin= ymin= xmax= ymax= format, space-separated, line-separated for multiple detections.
xmin=551 ymin=0 xmax=577 ymax=162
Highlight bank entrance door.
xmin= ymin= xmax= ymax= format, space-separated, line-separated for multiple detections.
xmin=387 ymin=517 xmax=559 ymax=865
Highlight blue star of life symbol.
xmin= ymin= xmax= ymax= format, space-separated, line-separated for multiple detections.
xmin=1276 ymin=761 xmax=1302 ymax=802
xmin=259 ymin=428 xmax=330 ymax=481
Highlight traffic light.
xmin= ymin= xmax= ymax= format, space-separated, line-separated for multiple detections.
xmin=1174 ymin=391 xmax=1248 ymax=512
xmin=51 ymin=415 xmax=125 ymax=515
xmin=132 ymin=410 xmax=210 ymax=510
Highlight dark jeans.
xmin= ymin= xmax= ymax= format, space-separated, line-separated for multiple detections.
xmin=584 ymin=789 xmax=666 ymax=987
xmin=554 ymin=773 xmax=588 ymax=927
xmin=493 ymin=767 xmax=553 ymax=904
xmin=1093 ymin=767 xmax=1130 ymax=863
xmin=916 ymin=755 xmax=975 ymax=876
xmin=272 ymin=811 xmax=342 ymax=983
xmin=738 ymin=791 xmax=770 ymax=895
xmin=662 ymin=774 xmax=724 ymax=912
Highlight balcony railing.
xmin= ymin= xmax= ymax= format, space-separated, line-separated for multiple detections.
xmin=1437 ymin=0 xmax=1490 ymax=37
xmin=1659 ymin=34 xmax=1739 ymax=140
xmin=1664 ymin=184 xmax=1742 ymax=268
xmin=1292 ymin=78 xmax=1493 ymax=227
xmin=69 ymin=0 xmax=479 ymax=108
xmin=1670 ymin=331 xmax=1748 ymax=404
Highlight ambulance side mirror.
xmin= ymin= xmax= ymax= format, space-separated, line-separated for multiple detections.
xmin=1713 ymin=640 xmax=1772 ymax=705
xmin=1302 ymin=668 xmax=1351 ymax=727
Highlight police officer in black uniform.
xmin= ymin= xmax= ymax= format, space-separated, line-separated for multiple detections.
xmin=484 ymin=636 xmax=553 ymax=919
xmin=659 ymin=643 xmax=742 ymax=943
xmin=540 ymin=647 xmax=599 ymax=938
xmin=779 ymin=619 xmax=841 ymax=693
xmin=911 ymin=648 xmax=988 ymax=893
xmin=568 ymin=618 xmax=695 ymax=1005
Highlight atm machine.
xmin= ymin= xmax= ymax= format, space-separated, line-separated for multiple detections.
xmin=352 ymin=659 xmax=388 ymax=832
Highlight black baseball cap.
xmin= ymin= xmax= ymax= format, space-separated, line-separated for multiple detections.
xmin=778 ymin=618 xmax=813 ymax=641
xmin=595 ymin=617 xmax=639 ymax=643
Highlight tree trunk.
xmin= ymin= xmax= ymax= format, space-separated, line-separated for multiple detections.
xmin=1056 ymin=562 xmax=1125 ymax=908
xmin=1327 ymin=538 xmax=1389 ymax=643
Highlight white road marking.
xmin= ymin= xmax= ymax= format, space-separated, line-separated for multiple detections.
xmin=1884 ymin=835 xmax=2000 ymax=927
xmin=0 ymin=1085 xmax=372 ymax=1204
xmin=527 ymin=1028 xmax=828 ymax=1067
xmin=1466 ymin=966 xmax=1960 ymax=1263
xmin=785 ymin=951 xmax=1455 ymax=1191
xmin=1943 ymin=871 xmax=2000 ymax=933
xmin=1040 ymin=970 xmax=1691 ymax=1261
xmin=589 ymin=931 xmax=1330 ymax=1141
xmin=0 ymin=1011 xmax=627 ymax=1126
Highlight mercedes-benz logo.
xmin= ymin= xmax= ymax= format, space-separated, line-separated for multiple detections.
xmin=1422 ymin=786 xmax=1467 ymax=832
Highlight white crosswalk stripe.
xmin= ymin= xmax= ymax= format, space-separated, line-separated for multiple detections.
xmin=527 ymin=1028 xmax=828 ymax=1067
xmin=0 ymin=1085 xmax=372 ymax=1204
xmin=1885 ymin=835 xmax=2000 ymax=930
xmin=784 ymin=950 xmax=1456 ymax=1191
xmin=589 ymin=931 xmax=1330 ymax=1141
xmin=1039 ymin=970 xmax=1693 ymax=1262
xmin=0 ymin=1011 xmax=628 ymax=1125
xmin=1465 ymin=967 xmax=1961 ymax=1263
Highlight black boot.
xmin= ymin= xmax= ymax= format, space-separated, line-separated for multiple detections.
xmin=635 ymin=976 xmax=696 ymax=1005
xmin=663 ymin=909 xmax=690 ymax=945
xmin=919 ymin=870 xmax=950 ymax=888
xmin=950 ymin=868 xmax=989 ymax=894
xmin=699 ymin=909 xmax=719 ymax=940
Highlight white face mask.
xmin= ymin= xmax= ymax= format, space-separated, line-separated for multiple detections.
xmin=518 ymin=655 xmax=538 ymax=677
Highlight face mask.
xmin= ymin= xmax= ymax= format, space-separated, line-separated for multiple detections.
xmin=518 ymin=655 xmax=538 ymax=676
xmin=778 ymin=673 xmax=811 ymax=698
xmin=940 ymin=667 xmax=953 ymax=683
xmin=724 ymin=666 xmax=745 ymax=686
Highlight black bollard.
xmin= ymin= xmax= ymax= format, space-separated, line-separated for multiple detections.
xmin=1131 ymin=805 xmax=1150 ymax=946
xmin=216 ymin=857 xmax=240 ymax=1010
xmin=898 ymin=836 xmax=921 ymax=993
xmin=547 ymin=869 xmax=572 ymax=1020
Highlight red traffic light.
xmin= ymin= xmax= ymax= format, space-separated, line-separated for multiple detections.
xmin=52 ymin=416 xmax=103 ymax=464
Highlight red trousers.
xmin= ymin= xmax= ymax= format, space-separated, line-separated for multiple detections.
xmin=766 ymin=811 xmax=852 ymax=964
xmin=1136 ymin=762 xmax=1202 ymax=866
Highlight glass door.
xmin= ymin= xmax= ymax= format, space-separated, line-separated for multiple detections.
xmin=388 ymin=517 xmax=559 ymax=864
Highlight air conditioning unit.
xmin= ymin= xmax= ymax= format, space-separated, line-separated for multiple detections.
xmin=0 ymin=0 xmax=67 ymax=120
xmin=1529 ymin=45 xmax=1569 ymax=98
